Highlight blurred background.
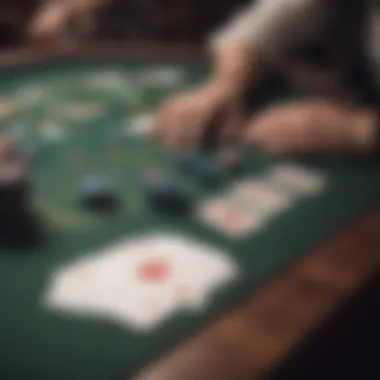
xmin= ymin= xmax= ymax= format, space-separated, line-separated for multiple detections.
xmin=0 ymin=0 xmax=251 ymax=48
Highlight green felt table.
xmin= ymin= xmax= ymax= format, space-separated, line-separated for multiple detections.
xmin=1 ymin=44 xmax=380 ymax=380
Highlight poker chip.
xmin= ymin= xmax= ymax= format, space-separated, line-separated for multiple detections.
xmin=0 ymin=156 xmax=37 ymax=247
xmin=175 ymin=149 xmax=202 ymax=174
xmin=219 ymin=148 xmax=242 ymax=174
xmin=175 ymin=149 xmax=221 ymax=188
xmin=143 ymin=170 xmax=190 ymax=214
xmin=194 ymin=162 xmax=221 ymax=188
xmin=78 ymin=175 xmax=119 ymax=214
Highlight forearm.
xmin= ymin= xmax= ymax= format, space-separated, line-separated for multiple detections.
xmin=207 ymin=0 xmax=326 ymax=96
xmin=351 ymin=107 xmax=378 ymax=154
xmin=210 ymin=41 xmax=266 ymax=96
xmin=322 ymin=101 xmax=378 ymax=154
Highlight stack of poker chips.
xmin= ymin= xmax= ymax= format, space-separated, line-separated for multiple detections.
xmin=0 ymin=137 xmax=39 ymax=247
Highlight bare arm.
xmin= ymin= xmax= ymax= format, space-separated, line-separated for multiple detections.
xmin=209 ymin=41 xmax=265 ymax=96
xmin=27 ymin=0 xmax=108 ymax=42
xmin=208 ymin=0 xmax=328 ymax=95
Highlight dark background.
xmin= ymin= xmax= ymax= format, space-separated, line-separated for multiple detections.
xmin=0 ymin=0 xmax=250 ymax=47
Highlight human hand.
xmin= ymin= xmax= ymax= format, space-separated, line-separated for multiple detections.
xmin=27 ymin=1 xmax=68 ymax=44
xmin=243 ymin=101 xmax=376 ymax=155
xmin=155 ymin=81 xmax=246 ymax=149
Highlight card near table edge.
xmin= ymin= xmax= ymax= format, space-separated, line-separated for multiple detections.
xmin=132 ymin=208 xmax=380 ymax=380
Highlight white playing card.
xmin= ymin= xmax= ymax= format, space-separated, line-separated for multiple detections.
xmin=64 ymin=101 xmax=104 ymax=120
xmin=87 ymin=70 xmax=125 ymax=90
xmin=140 ymin=235 xmax=238 ymax=310
xmin=231 ymin=180 xmax=292 ymax=214
xmin=43 ymin=233 xmax=239 ymax=331
xmin=14 ymin=86 xmax=47 ymax=108
xmin=140 ymin=66 xmax=185 ymax=88
xmin=45 ymin=254 xmax=129 ymax=316
xmin=268 ymin=164 xmax=327 ymax=197
xmin=124 ymin=113 xmax=155 ymax=137
xmin=197 ymin=198 xmax=263 ymax=238
xmin=110 ymin=273 xmax=179 ymax=330
xmin=41 ymin=122 xmax=65 ymax=142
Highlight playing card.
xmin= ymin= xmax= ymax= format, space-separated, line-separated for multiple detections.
xmin=43 ymin=233 xmax=238 ymax=331
xmin=140 ymin=66 xmax=185 ymax=88
xmin=231 ymin=180 xmax=292 ymax=214
xmin=197 ymin=198 xmax=263 ymax=238
xmin=44 ymin=254 xmax=127 ymax=316
xmin=268 ymin=164 xmax=327 ymax=196
xmin=124 ymin=113 xmax=155 ymax=137
xmin=87 ymin=70 xmax=125 ymax=90
xmin=41 ymin=122 xmax=65 ymax=142
xmin=14 ymin=86 xmax=47 ymax=108
xmin=64 ymin=101 xmax=104 ymax=120
xmin=140 ymin=235 xmax=239 ymax=310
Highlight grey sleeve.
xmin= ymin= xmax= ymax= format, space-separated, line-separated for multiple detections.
xmin=210 ymin=0 xmax=328 ymax=58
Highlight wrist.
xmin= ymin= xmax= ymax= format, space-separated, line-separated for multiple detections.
xmin=210 ymin=42 xmax=263 ymax=98
xmin=350 ymin=109 xmax=377 ymax=154
xmin=205 ymin=78 xmax=246 ymax=100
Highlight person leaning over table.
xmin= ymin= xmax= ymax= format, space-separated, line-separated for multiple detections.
xmin=26 ymin=0 xmax=107 ymax=44
xmin=156 ymin=0 xmax=380 ymax=156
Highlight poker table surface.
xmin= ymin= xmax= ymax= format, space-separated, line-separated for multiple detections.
xmin=1 ymin=44 xmax=380 ymax=380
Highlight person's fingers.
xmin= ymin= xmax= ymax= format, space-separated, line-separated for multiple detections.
xmin=155 ymin=97 xmax=187 ymax=141
xmin=154 ymin=101 xmax=173 ymax=138
xmin=28 ymin=1 xmax=67 ymax=40
xmin=155 ymin=89 xmax=231 ymax=149
xmin=164 ymin=111 xmax=192 ymax=149
xmin=171 ymin=106 xmax=211 ymax=148
xmin=163 ymin=101 xmax=201 ymax=149
xmin=219 ymin=104 xmax=247 ymax=145
xmin=187 ymin=108 xmax=217 ymax=147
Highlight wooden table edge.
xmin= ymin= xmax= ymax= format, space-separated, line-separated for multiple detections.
xmin=0 ymin=42 xmax=206 ymax=70
xmin=135 ymin=206 xmax=380 ymax=380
